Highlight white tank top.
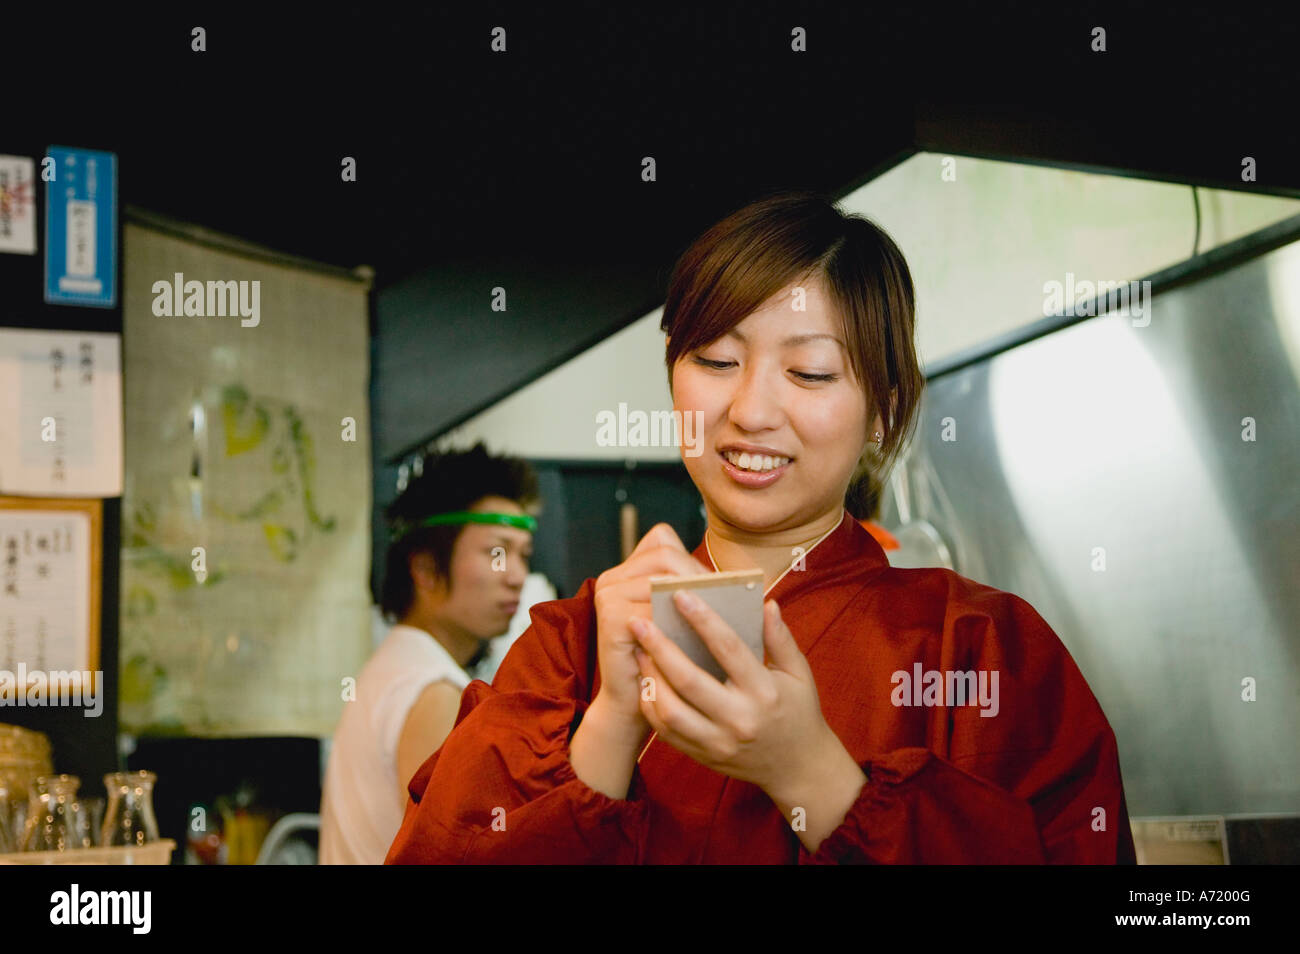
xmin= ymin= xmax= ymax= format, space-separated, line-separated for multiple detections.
xmin=319 ymin=624 xmax=470 ymax=864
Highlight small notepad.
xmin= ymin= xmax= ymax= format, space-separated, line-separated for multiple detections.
xmin=648 ymin=569 xmax=764 ymax=682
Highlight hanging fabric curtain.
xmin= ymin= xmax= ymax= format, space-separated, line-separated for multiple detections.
xmin=120 ymin=209 xmax=373 ymax=736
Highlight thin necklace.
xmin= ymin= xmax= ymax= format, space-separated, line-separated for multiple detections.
xmin=636 ymin=509 xmax=845 ymax=764
xmin=704 ymin=509 xmax=845 ymax=597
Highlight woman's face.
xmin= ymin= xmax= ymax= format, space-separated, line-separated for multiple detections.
xmin=672 ymin=278 xmax=880 ymax=533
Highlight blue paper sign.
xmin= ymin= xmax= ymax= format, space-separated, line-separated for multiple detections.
xmin=44 ymin=146 xmax=117 ymax=308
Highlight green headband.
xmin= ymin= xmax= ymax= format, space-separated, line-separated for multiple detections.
xmin=391 ymin=510 xmax=538 ymax=542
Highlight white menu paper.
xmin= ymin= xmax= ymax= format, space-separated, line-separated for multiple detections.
xmin=0 ymin=329 xmax=123 ymax=496
xmin=0 ymin=507 xmax=92 ymax=674
xmin=0 ymin=156 xmax=37 ymax=255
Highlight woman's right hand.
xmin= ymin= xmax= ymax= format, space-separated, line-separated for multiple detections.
xmin=591 ymin=523 xmax=711 ymax=732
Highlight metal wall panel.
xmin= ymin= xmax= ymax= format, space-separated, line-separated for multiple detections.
xmin=879 ymin=239 xmax=1300 ymax=816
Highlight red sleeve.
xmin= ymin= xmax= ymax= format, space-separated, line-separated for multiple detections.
xmin=800 ymin=591 xmax=1137 ymax=865
xmin=797 ymin=725 xmax=1135 ymax=864
xmin=385 ymin=579 xmax=650 ymax=864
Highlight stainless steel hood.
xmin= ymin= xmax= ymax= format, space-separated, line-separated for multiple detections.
xmin=879 ymin=233 xmax=1300 ymax=817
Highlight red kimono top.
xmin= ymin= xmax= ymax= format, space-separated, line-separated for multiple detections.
xmin=387 ymin=510 xmax=1136 ymax=864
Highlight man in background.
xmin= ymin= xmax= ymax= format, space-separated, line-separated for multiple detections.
xmin=320 ymin=442 xmax=539 ymax=864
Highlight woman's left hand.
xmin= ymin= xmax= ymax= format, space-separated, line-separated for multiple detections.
xmin=630 ymin=589 xmax=843 ymax=806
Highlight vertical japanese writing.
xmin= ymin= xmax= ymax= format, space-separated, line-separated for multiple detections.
xmin=0 ymin=167 xmax=11 ymax=240
xmin=66 ymin=201 xmax=95 ymax=277
xmin=14 ymin=330 xmax=111 ymax=486
xmin=3 ymin=535 xmax=17 ymax=598
xmin=50 ymin=346 xmax=66 ymax=483
xmin=79 ymin=340 xmax=94 ymax=385
xmin=2 ymin=616 xmax=14 ymax=672
xmin=0 ymin=515 xmax=87 ymax=678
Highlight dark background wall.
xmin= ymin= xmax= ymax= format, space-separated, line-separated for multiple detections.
xmin=526 ymin=461 xmax=707 ymax=599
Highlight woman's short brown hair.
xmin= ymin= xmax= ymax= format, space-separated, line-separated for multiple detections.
xmin=660 ymin=190 xmax=924 ymax=519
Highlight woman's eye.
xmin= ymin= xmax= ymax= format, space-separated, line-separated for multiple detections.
xmin=694 ymin=355 xmax=835 ymax=382
xmin=693 ymin=356 xmax=734 ymax=370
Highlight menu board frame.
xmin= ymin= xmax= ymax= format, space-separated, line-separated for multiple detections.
xmin=0 ymin=495 xmax=102 ymax=683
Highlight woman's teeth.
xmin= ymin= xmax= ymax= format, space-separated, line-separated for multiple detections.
xmin=723 ymin=450 xmax=791 ymax=472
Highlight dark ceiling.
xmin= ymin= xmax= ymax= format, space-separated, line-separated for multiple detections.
xmin=11 ymin=4 xmax=1298 ymax=292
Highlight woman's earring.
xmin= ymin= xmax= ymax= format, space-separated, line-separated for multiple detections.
xmin=873 ymin=431 xmax=882 ymax=444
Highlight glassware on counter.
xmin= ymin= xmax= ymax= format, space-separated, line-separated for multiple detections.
xmin=0 ymin=724 xmax=52 ymax=853
xmin=75 ymin=796 xmax=106 ymax=848
xmin=22 ymin=774 xmax=90 ymax=852
xmin=0 ymin=783 xmax=16 ymax=853
xmin=0 ymin=724 xmax=54 ymax=811
xmin=8 ymin=799 xmax=27 ymax=852
xmin=101 ymin=771 xmax=160 ymax=847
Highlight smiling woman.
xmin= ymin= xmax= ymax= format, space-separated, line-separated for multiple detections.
xmin=662 ymin=191 xmax=924 ymax=484
xmin=386 ymin=191 xmax=1136 ymax=865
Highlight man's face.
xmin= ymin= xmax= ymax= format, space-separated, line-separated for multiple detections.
xmin=671 ymin=278 xmax=880 ymax=532
xmin=435 ymin=495 xmax=533 ymax=638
